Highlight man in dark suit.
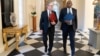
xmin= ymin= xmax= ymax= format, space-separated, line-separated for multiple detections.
xmin=59 ymin=0 xmax=77 ymax=56
xmin=40 ymin=2 xmax=58 ymax=55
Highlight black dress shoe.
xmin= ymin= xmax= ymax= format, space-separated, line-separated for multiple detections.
xmin=72 ymin=54 xmax=75 ymax=56
xmin=45 ymin=48 xmax=47 ymax=52
xmin=47 ymin=52 xmax=51 ymax=55
xmin=64 ymin=50 xmax=67 ymax=54
xmin=71 ymin=53 xmax=75 ymax=56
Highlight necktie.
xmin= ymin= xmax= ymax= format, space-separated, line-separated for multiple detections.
xmin=68 ymin=8 xmax=72 ymax=25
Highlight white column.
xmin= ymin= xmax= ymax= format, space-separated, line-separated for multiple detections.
xmin=23 ymin=0 xmax=27 ymax=25
xmin=18 ymin=0 xmax=24 ymax=26
xmin=76 ymin=0 xmax=85 ymax=31
xmin=84 ymin=0 xmax=94 ymax=32
xmin=25 ymin=0 xmax=36 ymax=31
xmin=0 ymin=2 xmax=4 ymax=53
xmin=14 ymin=0 xmax=24 ymax=26
xmin=14 ymin=0 xmax=19 ymax=25
xmin=36 ymin=0 xmax=43 ymax=30
xmin=76 ymin=0 xmax=94 ymax=32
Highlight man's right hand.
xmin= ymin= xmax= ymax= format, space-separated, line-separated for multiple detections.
xmin=40 ymin=30 xmax=43 ymax=33
xmin=64 ymin=20 xmax=70 ymax=24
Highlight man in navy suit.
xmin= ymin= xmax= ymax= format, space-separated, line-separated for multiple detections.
xmin=40 ymin=2 xmax=58 ymax=55
xmin=59 ymin=1 xmax=77 ymax=56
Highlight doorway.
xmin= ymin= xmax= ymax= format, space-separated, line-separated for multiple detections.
xmin=1 ymin=0 xmax=14 ymax=28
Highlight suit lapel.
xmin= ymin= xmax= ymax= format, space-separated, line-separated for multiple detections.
xmin=44 ymin=10 xmax=49 ymax=20
xmin=65 ymin=8 xmax=67 ymax=15
xmin=45 ymin=10 xmax=49 ymax=23
xmin=72 ymin=8 xmax=75 ymax=15
xmin=45 ymin=10 xmax=48 ymax=18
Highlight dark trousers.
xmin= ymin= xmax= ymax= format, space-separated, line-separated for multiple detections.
xmin=62 ymin=25 xmax=75 ymax=55
xmin=42 ymin=27 xmax=55 ymax=52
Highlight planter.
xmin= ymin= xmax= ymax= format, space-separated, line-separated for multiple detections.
xmin=32 ymin=15 xmax=37 ymax=32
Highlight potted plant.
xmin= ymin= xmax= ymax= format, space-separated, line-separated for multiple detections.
xmin=31 ymin=11 xmax=36 ymax=16
xmin=31 ymin=7 xmax=36 ymax=16
xmin=31 ymin=7 xmax=37 ymax=32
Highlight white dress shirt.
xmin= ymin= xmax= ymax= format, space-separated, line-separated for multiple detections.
xmin=47 ymin=9 xmax=52 ymax=27
xmin=47 ymin=9 xmax=52 ymax=17
xmin=67 ymin=8 xmax=73 ymax=14
xmin=67 ymin=8 xmax=73 ymax=25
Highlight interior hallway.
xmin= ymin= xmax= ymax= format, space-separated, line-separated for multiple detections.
xmin=0 ymin=0 xmax=100 ymax=56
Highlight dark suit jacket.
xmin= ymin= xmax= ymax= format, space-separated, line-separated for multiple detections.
xmin=59 ymin=8 xmax=78 ymax=31
xmin=40 ymin=10 xmax=58 ymax=32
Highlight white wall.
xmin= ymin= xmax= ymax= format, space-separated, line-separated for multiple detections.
xmin=72 ymin=0 xmax=77 ymax=8
xmin=24 ymin=0 xmax=44 ymax=31
xmin=36 ymin=0 xmax=44 ymax=30
xmin=14 ymin=0 xmax=19 ymax=25
xmin=25 ymin=0 xmax=35 ymax=31
xmin=0 ymin=2 xmax=4 ymax=53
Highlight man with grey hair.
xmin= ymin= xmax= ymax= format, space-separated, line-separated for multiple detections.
xmin=40 ymin=2 xmax=58 ymax=55
xmin=59 ymin=0 xmax=77 ymax=56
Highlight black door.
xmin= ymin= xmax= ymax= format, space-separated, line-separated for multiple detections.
xmin=1 ymin=0 xmax=14 ymax=28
